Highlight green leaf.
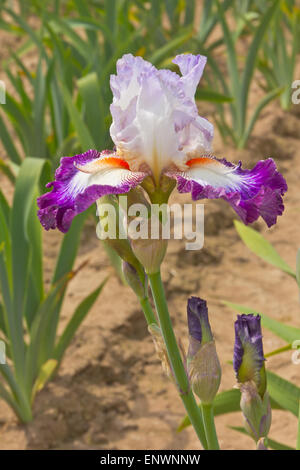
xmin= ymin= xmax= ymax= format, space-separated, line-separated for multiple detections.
xmin=240 ymin=0 xmax=279 ymax=132
xmin=0 ymin=158 xmax=16 ymax=184
xmin=267 ymin=438 xmax=295 ymax=451
xmin=149 ymin=29 xmax=193 ymax=66
xmin=10 ymin=157 xmax=46 ymax=387
xmin=195 ymin=88 xmax=233 ymax=103
xmin=230 ymin=426 xmax=295 ymax=450
xmin=0 ymin=189 xmax=10 ymax=226
xmin=11 ymin=158 xmax=46 ymax=318
xmin=44 ymin=210 xmax=90 ymax=360
xmin=25 ymin=275 xmax=68 ymax=393
xmin=0 ymin=114 xmax=22 ymax=164
xmin=52 ymin=210 xmax=88 ymax=285
xmin=54 ymin=278 xmax=107 ymax=364
xmin=0 ymin=202 xmax=13 ymax=324
xmin=59 ymin=81 xmax=95 ymax=151
xmin=267 ymin=370 xmax=300 ymax=417
xmin=215 ymin=0 xmax=240 ymax=122
xmin=0 ymin=381 xmax=24 ymax=420
xmin=0 ymin=302 xmax=7 ymax=336
xmin=0 ymin=363 xmax=31 ymax=421
xmin=23 ymin=193 xmax=44 ymax=328
xmin=178 ymin=387 xmax=282 ymax=431
xmin=2 ymin=91 xmax=32 ymax=154
xmin=78 ymin=72 xmax=105 ymax=149
xmin=223 ymin=301 xmax=300 ymax=344
xmin=297 ymin=399 xmax=300 ymax=450
xmin=296 ymin=249 xmax=300 ymax=289
xmin=265 ymin=344 xmax=292 ymax=358
xmin=241 ymin=87 xmax=283 ymax=147
xmin=234 ymin=220 xmax=295 ymax=277
xmin=33 ymin=55 xmax=47 ymax=157
xmin=31 ymin=359 xmax=58 ymax=403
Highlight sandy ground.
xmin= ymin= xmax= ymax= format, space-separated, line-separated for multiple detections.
xmin=0 ymin=9 xmax=300 ymax=450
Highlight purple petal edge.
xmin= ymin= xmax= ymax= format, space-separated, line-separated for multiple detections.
xmin=233 ymin=314 xmax=265 ymax=378
xmin=174 ymin=158 xmax=287 ymax=227
xmin=37 ymin=149 xmax=145 ymax=233
xmin=187 ymin=296 xmax=212 ymax=343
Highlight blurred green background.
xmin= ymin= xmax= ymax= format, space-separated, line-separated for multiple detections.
xmin=0 ymin=0 xmax=299 ymax=437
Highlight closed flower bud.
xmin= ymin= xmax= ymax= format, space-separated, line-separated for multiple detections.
xmin=234 ymin=314 xmax=271 ymax=443
xmin=233 ymin=314 xmax=266 ymax=397
xmin=119 ymin=187 xmax=151 ymax=217
xmin=96 ymin=196 xmax=142 ymax=272
xmin=130 ymin=218 xmax=168 ymax=274
xmin=240 ymin=381 xmax=271 ymax=443
xmin=122 ymin=261 xmax=147 ymax=300
xmin=256 ymin=438 xmax=268 ymax=450
xmin=187 ymin=297 xmax=221 ymax=404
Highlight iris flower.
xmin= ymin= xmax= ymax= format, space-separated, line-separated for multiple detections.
xmin=37 ymin=53 xmax=287 ymax=233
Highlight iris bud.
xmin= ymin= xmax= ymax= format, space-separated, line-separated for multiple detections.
xmin=240 ymin=381 xmax=271 ymax=442
xmin=234 ymin=314 xmax=271 ymax=444
xmin=256 ymin=438 xmax=268 ymax=450
xmin=122 ymin=261 xmax=147 ymax=300
xmin=233 ymin=314 xmax=266 ymax=397
xmin=96 ymin=196 xmax=142 ymax=273
xmin=130 ymin=228 xmax=168 ymax=274
xmin=187 ymin=297 xmax=221 ymax=404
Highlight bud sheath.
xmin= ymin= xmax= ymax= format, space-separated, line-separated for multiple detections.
xmin=187 ymin=297 xmax=221 ymax=404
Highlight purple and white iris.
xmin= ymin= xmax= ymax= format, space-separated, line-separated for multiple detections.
xmin=37 ymin=53 xmax=287 ymax=233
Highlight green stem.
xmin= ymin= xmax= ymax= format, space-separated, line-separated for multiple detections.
xmin=297 ymin=399 xmax=300 ymax=450
xmin=140 ymin=297 xmax=157 ymax=326
xmin=201 ymin=403 xmax=219 ymax=450
xmin=148 ymin=271 xmax=208 ymax=449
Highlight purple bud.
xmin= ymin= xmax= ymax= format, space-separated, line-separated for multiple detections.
xmin=187 ymin=297 xmax=221 ymax=403
xmin=234 ymin=314 xmax=266 ymax=394
xmin=187 ymin=297 xmax=213 ymax=345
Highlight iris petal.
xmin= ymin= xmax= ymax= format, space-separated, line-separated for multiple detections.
xmin=109 ymin=53 xmax=214 ymax=176
xmin=167 ymin=157 xmax=287 ymax=227
xmin=37 ymin=149 xmax=146 ymax=233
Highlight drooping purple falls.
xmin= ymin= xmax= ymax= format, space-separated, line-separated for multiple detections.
xmin=233 ymin=314 xmax=266 ymax=392
xmin=37 ymin=54 xmax=287 ymax=233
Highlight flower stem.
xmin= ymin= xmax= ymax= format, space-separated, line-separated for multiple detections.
xmin=297 ymin=399 xmax=300 ymax=450
xmin=148 ymin=271 xmax=208 ymax=449
xmin=201 ymin=403 xmax=219 ymax=450
xmin=140 ymin=297 xmax=157 ymax=326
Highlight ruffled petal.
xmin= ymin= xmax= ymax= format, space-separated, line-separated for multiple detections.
xmin=234 ymin=314 xmax=265 ymax=387
xmin=109 ymin=53 xmax=213 ymax=177
xmin=37 ymin=149 xmax=146 ymax=233
xmin=166 ymin=157 xmax=287 ymax=227
xmin=173 ymin=54 xmax=207 ymax=97
xmin=110 ymin=55 xmax=184 ymax=177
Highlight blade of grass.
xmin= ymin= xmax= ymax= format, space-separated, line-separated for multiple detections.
xmin=10 ymin=157 xmax=46 ymax=387
xmin=54 ymin=278 xmax=108 ymax=364
xmin=240 ymin=87 xmax=283 ymax=147
xmin=78 ymin=72 xmax=106 ymax=149
xmin=229 ymin=426 xmax=295 ymax=450
xmin=234 ymin=220 xmax=295 ymax=277
xmin=59 ymin=81 xmax=95 ymax=151
xmin=239 ymin=0 xmax=279 ymax=133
